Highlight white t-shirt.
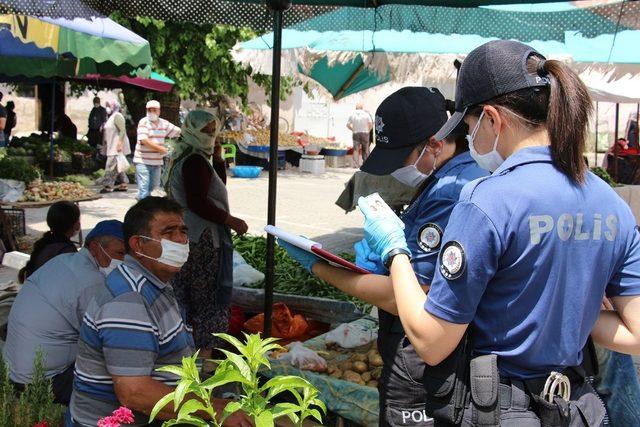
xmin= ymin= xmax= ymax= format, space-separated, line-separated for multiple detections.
xmin=348 ymin=110 xmax=373 ymax=134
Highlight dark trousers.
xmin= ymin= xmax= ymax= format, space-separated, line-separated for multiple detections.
xmin=87 ymin=129 xmax=103 ymax=149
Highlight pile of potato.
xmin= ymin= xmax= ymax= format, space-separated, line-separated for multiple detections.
xmin=324 ymin=344 xmax=383 ymax=388
xmin=21 ymin=180 xmax=97 ymax=202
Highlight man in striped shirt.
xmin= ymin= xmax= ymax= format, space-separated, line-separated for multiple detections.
xmin=134 ymin=100 xmax=181 ymax=200
xmin=69 ymin=197 xmax=251 ymax=426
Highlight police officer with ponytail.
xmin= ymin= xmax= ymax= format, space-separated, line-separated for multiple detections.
xmin=278 ymin=87 xmax=487 ymax=426
xmin=359 ymin=40 xmax=640 ymax=426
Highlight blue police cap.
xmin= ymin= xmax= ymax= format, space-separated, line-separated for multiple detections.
xmin=85 ymin=220 xmax=124 ymax=241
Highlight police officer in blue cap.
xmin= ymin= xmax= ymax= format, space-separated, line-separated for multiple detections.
xmin=357 ymin=40 xmax=640 ymax=426
xmin=279 ymin=86 xmax=487 ymax=426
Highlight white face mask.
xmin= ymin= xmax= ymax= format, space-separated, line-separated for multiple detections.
xmin=466 ymin=111 xmax=504 ymax=172
xmin=105 ymin=107 xmax=112 ymax=115
xmin=94 ymin=103 xmax=100 ymax=108
xmin=147 ymin=112 xmax=159 ymax=122
xmin=136 ymin=236 xmax=190 ymax=268
xmin=97 ymin=243 xmax=122 ymax=277
xmin=391 ymin=144 xmax=436 ymax=188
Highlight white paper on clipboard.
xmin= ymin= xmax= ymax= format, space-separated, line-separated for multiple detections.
xmin=265 ymin=225 xmax=369 ymax=274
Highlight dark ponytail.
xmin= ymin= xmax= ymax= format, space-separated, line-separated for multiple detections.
xmin=471 ymin=56 xmax=592 ymax=183
xmin=533 ymin=58 xmax=592 ymax=183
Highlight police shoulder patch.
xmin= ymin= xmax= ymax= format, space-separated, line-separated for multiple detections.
xmin=417 ymin=222 xmax=443 ymax=252
xmin=439 ymin=241 xmax=466 ymax=280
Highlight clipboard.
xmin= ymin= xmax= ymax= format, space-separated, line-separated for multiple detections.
xmin=265 ymin=225 xmax=370 ymax=274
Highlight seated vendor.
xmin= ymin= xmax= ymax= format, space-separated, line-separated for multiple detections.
xmin=19 ymin=200 xmax=81 ymax=283
xmin=3 ymin=220 xmax=125 ymax=405
xmin=69 ymin=197 xmax=251 ymax=427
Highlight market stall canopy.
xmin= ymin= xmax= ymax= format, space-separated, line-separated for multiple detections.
xmin=582 ymin=70 xmax=640 ymax=104
xmin=0 ymin=0 xmax=588 ymax=29
xmin=235 ymin=1 xmax=640 ymax=98
xmin=79 ymin=71 xmax=175 ymax=92
xmin=0 ymin=13 xmax=152 ymax=78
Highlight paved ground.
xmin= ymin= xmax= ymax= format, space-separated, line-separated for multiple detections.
xmin=22 ymin=167 xmax=364 ymax=253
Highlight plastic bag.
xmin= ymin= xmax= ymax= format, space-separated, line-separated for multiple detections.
xmin=277 ymin=342 xmax=327 ymax=372
xmin=0 ymin=179 xmax=25 ymax=203
xmin=233 ymin=251 xmax=265 ymax=287
xmin=243 ymin=303 xmax=309 ymax=339
xmin=325 ymin=322 xmax=378 ymax=349
xmin=115 ymin=153 xmax=130 ymax=173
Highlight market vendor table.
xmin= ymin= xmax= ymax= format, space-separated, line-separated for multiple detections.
xmin=0 ymin=195 xmax=102 ymax=246
xmin=262 ymin=317 xmax=380 ymax=427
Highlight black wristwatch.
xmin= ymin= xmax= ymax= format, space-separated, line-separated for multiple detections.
xmin=384 ymin=248 xmax=411 ymax=268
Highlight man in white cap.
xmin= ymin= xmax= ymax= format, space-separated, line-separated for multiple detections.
xmin=134 ymin=100 xmax=181 ymax=199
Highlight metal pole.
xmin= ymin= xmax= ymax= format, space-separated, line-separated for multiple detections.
xmin=595 ymin=102 xmax=599 ymax=167
xmin=264 ymin=0 xmax=290 ymax=337
xmin=49 ymin=83 xmax=56 ymax=177
xmin=614 ymin=103 xmax=620 ymax=181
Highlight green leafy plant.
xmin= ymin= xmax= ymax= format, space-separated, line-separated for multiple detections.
xmin=233 ymin=234 xmax=370 ymax=312
xmin=0 ymin=157 xmax=41 ymax=183
xmin=0 ymin=350 xmax=64 ymax=427
xmin=591 ymin=166 xmax=617 ymax=187
xmin=60 ymin=174 xmax=94 ymax=187
xmin=150 ymin=333 xmax=325 ymax=427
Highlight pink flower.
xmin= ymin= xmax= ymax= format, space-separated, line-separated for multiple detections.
xmin=98 ymin=417 xmax=120 ymax=427
xmin=98 ymin=406 xmax=135 ymax=427
xmin=33 ymin=421 xmax=48 ymax=427
xmin=112 ymin=407 xmax=135 ymax=424
xmin=97 ymin=417 xmax=120 ymax=427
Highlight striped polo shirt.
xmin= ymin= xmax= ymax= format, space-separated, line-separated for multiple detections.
xmin=70 ymin=256 xmax=194 ymax=426
xmin=134 ymin=117 xmax=181 ymax=166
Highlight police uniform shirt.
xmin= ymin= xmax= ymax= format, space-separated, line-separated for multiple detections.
xmin=402 ymin=151 xmax=488 ymax=284
xmin=425 ymin=146 xmax=640 ymax=379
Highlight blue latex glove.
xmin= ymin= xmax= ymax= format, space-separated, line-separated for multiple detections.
xmin=357 ymin=197 xmax=410 ymax=265
xmin=277 ymin=238 xmax=320 ymax=273
xmin=354 ymin=239 xmax=387 ymax=275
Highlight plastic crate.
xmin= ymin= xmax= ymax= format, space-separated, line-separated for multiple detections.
xmin=230 ymin=166 xmax=262 ymax=178
xmin=1 ymin=208 xmax=25 ymax=237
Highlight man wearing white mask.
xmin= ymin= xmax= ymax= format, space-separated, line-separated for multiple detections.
xmin=134 ymin=100 xmax=181 ymax=200
xmin=69 ymin=197 xmax=251 ymax=427
xmin=3 ymin=220 xmax=125 ymax=405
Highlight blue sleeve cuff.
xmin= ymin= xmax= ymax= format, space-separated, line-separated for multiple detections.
xmin=424 ymin=298 xmax=473 ymax=325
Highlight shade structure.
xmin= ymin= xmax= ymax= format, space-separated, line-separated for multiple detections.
xmin=78 ymin=71 xmax=175 ymax=92
xmin=0 ymin=0 xmax=602 ymax=336
xmin=235 ymin=1 xmax=640 ymax=99
xmin=0 ymin=13 xmax=152 ymax=78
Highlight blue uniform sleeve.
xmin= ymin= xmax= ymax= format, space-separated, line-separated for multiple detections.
xmin=424 ymin=201 xmax=503 ymax=324
xmin=607 ymin=227 xmax=640 ymax=297
xmin=406 ymin=197 xmax=455 ymax=284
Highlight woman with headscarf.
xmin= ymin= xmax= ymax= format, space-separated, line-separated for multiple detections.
xmin=100 ymin=101 xmax=130 ymax=193
xmin=165 ymin=110 xmax=248 ymax=361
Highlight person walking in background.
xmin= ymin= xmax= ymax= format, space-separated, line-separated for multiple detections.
xmin=347 ymin=102 xmax=373 ymax=167
xmin=100 ymin=101 xmax=130 ymax=194
xmin=165 ymin=110 xmax=248 ymax=363
xmin=4 ymin=101 xmax=16 ymax=142
xmin=87 ymin=96 xmax=107 ymax=149
xmin=134 ymin=100 xmax=181 ymax=200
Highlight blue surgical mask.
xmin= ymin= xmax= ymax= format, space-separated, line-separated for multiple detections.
xmin=466 ymin=111 xmax=504 ymax=172
xmin=391 ymin=144 xmax=436 ymax=187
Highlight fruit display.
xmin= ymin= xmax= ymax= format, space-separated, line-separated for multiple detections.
xmin=20 ymin=180 xmax=97 ymax=203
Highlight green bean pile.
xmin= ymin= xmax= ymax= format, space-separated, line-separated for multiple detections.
xmin=233 ymin=234 xmax=370 ymax=312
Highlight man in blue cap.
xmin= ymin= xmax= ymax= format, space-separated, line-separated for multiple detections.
xmin=3 ymin=219 xmax=125 ymax=405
